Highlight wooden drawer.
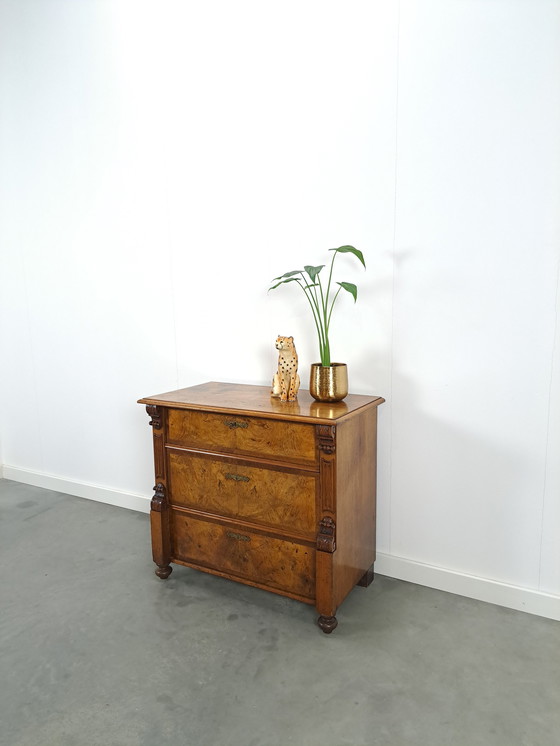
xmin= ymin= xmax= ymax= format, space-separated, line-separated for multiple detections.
xmin=171 ymin=511 xmax=315 ymax=601
xmin=168 ymin=450 xmax=317 ymax=537
xmin=166 ymin=408 xmax=317 ymax=467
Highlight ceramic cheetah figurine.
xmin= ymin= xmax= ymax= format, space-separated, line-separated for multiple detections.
xmin=271 ymin=336 xmax=300 ymax=402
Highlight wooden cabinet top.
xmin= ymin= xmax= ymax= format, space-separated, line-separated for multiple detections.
xmin=139 ymin=381 xmax=384 ymax=425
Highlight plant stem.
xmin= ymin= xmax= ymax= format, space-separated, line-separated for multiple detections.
xmin=326 ymin=286 xmax=342 ymax=334
xmin=316 ymin=274 xmax=330 ymax=365
xmin=325 ymin=250 xmax=337 ymax=314
xmin=316 ymin=251 xmax=339 ymax=367
xmin=296 ymin=277 xmax=326 ymax=361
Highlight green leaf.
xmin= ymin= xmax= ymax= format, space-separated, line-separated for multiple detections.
xmin=268 ymin=277 xmax=301 ymax=291
xmin=337 ymin=281 xmax=358 ymax=302
xmin=271 ymin=270 xmax=302 ymax=281
xmin=304 ymin=265 xmax=325 ymax=282
xmin=329 ymin=245 xmax=366 ymax=268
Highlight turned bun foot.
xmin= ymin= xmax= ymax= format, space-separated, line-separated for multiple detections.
xmin=155 ymin=564 xmax=172 ymax=579
xmin=318 ymin=615 xmax=338 ymax=634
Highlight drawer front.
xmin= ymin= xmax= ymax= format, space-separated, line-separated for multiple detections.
xmin=171 ymin=512 xmax=315 ymax=600
xmin=168 ymin=451 xmax=317 ymax=537
xmin=166 ymin=409 xmax=317 ymax=467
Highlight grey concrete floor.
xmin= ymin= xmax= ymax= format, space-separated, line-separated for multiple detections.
xmin=1 ymin=479 xmax=559 ymax=746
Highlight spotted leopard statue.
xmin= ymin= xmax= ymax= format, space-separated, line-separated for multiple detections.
xmin=271 ymin=335 xmax=300 ymax=402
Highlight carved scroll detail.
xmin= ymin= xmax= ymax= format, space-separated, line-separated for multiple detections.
xmin=317 ymin=424 xmax=336 ymax=454
xmin=317 ymin=516 xmax=336 ymax=553
xmin=151 ymin=482 xmax=166 ymax=512
xmin=146 ymin=405 xmax=162 ymax=429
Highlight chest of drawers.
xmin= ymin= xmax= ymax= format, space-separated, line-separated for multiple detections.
xmin=138 ymin=382 xmax=384 ymax=633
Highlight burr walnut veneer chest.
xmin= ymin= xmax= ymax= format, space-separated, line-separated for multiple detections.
xmin=138 ymin=382 xmax=384 ymax=633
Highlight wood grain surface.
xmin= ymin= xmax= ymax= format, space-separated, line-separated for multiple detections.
xmin=171 ymin=511 xmax=316 ymax=600
xmin=168 ymin=449 xmax=317 ymax=537
xmin=166 ymin=407 xmax=318 ymax=467
xmin=139 ymin=381 xmax=383 ymax=424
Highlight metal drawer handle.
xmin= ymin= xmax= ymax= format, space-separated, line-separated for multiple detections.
xmin=225 ymin=473 xmax=250 ymax=483
xmin=227 ymin=531 xmax=250 ymax=542
xmin=224 ymin=420 xmax=248 ymax=430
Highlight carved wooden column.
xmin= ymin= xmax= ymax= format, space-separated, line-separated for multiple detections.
xmin=316 ymin=424 xmax=338 ymax=633
xmin=146 ymin=406 xmax=172 ymax=579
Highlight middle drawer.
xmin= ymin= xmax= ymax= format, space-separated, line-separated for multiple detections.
xmin=168 ymin=449 xmax=317 ymax=538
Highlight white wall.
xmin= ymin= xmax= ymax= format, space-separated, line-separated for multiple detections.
xmin=385 ymin=0 xmax=560 ymax=618
xmin=1 ymin=0 xmax=559 ymax=619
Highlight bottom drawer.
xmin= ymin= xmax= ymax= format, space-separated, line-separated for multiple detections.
xmin=171 ymin=511 xmax=315 ymax=601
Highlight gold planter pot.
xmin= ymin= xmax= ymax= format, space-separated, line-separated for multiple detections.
xmin=309 ymin=363 xmax=348 ymax=402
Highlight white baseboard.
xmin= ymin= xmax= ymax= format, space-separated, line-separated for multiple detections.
xmin=2 ymin=465 xmax=151 ymax=514
xmin=2 ymin=465 xmax=559 ymax=621
xmin=375 ymin=552 xmax=560 ymax=622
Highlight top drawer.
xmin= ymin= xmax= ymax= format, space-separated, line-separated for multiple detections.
xmin=166 ymin=409 xmax=317 ymax=468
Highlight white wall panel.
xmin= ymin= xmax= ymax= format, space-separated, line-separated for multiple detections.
xmin=540 ymin=265 xmax=560 ymax=594
xmin=0 ymin=249 xmax=43 ymax=470
xmin=0 ymin=0 xmax=178 ymax=495
xmin=391 ymin=0 xmax=560 ymax=589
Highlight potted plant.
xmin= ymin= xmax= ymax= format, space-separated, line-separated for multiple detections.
xmin=269 ymin=245 xmax=365 ymax=401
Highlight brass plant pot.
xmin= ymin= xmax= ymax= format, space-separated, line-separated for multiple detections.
xmin=309 ymin=363 xmax=348 ymax=402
